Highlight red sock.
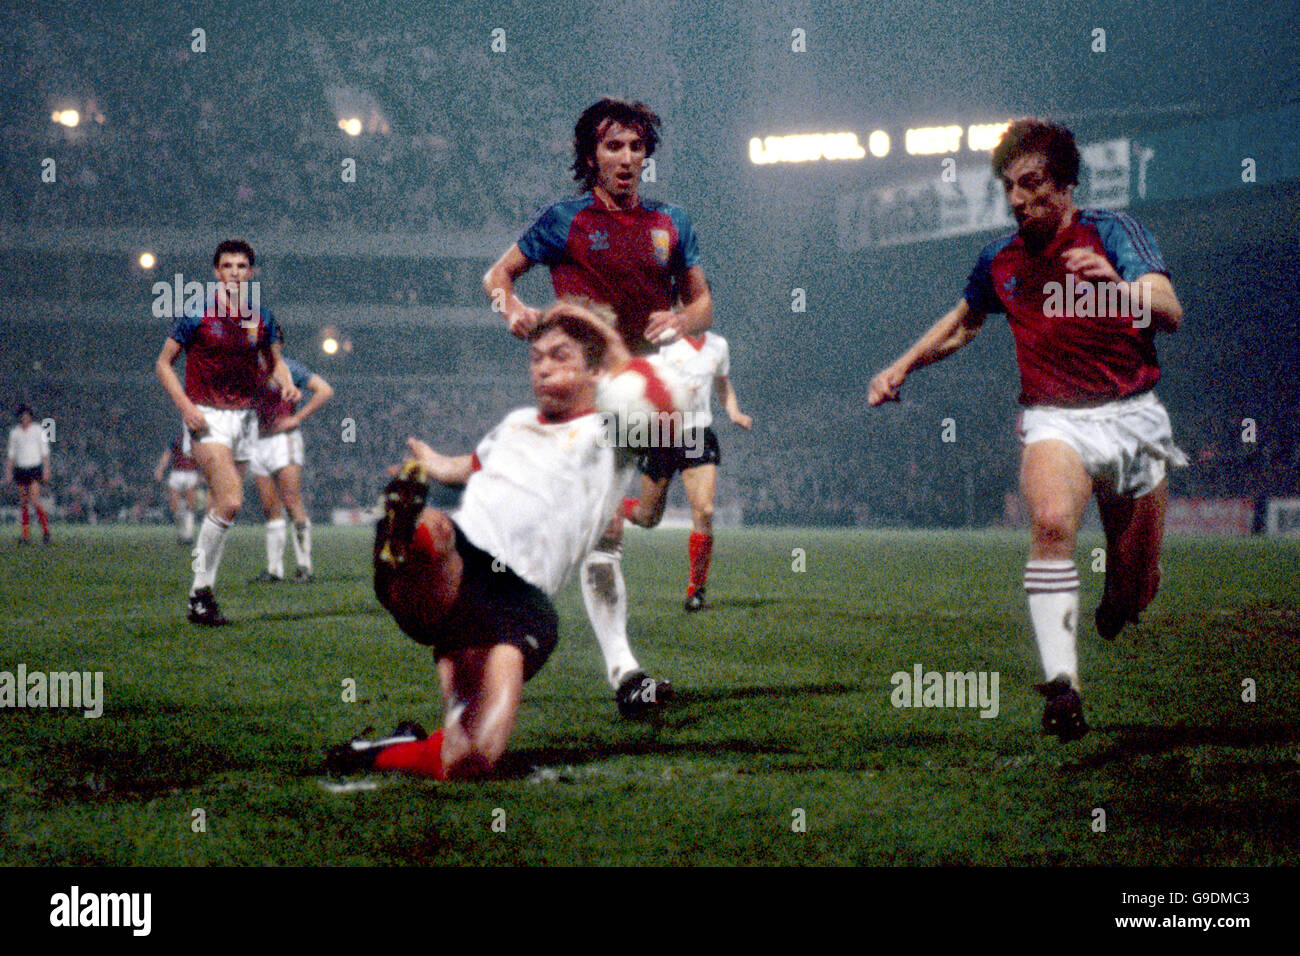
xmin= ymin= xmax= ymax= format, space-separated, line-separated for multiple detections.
xmin=20 ymin=505 xmax=29 ymax=538
xmin=35 ymin=506 xmax=49 ymax=534
xmin=622 ymin=497 xmax=639 ymax=520
xmin=374 ymin=729 xmax=446 ymax=778
xmin=688 ymin=531 xmax=713 ymax=593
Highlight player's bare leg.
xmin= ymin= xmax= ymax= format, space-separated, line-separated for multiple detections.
xmin=627 ymin=473 xmax=671 ymax=528
xmin=681 ymin=463 xmax=717 ymax=610
xmin=275 ymin=463 xmax=313 ymax=581
xmin=1020 ymin=439 xmax=1092 ymax=740
xmin=435 ymin=645 xmax=525 ymax=778
xmin=254 ymin=472 xmax=287 ymax=581
xmin=187 ymin=441 xmax=245 ymax=624
xmin=1094 ymin=477 xmax=1169 ymax=639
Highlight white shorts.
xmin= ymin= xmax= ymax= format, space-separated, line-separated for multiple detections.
xmin=1018 ymin=391 xmax=1188 ymax=498
xmin=249 ymin=429 xmax=305 ymax=478
xmin=184 ymin=406 xmax=259 ymax=462
xmin=167 ymin=470 xmax=200 ymax=492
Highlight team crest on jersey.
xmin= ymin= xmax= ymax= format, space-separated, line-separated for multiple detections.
xmin=589 ymin=230 xmax=610 ymax=252
xmin=650 ymin=229 xmax=671 ymax=265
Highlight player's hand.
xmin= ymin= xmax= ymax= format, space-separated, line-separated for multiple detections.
xmin=153 ymin=467 xmax=165 ymax=482
xmin=868 ymin=365 xmax=906 ymax=406
xmin=281 ymin=382 xmax=302 ymax=405
xmin=731 ymin=411 xmax=753 ymax=430
xmin=273 ymin=413 xmax=302 ymax=433
xmin=183 ymin=406 xmax=209 ymax=434
xmin=644 ymin=310 xmax=682 ymax=345
xmin=1062 ymin=247 xmax=1121 ymax=283
xmin=506 ymin=303 xmax=544 ymax=339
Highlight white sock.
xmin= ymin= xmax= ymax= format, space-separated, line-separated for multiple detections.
xmin=1024 ymin=559 xmax=1080 ymax=688
xmin=191 ymin=512 xmax=232 ymax=593
xmin=580 ymin=549 xmax=639 ymax=688
xmin=291 ymin=518 xmax=312 ymax=573
xmin=266 ymin=518 xmax=287 ymax=577
xmin=180 ymin=508 xmax=195 ymax=542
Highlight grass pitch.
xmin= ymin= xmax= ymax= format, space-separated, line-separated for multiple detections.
xmin=0 ymin=524 xmax=1296 ymax=866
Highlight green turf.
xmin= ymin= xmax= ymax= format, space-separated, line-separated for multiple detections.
xmin=0 ymin=525 xmax=1296 ymax=865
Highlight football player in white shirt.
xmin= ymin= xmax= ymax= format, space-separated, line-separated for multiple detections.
xmin=328 ymin=301 xmax=685 ymax=780
xmin=5 ymin=405 xmax=52 ymax=545
xmin=625 ymin=332 xmax=752 ymax=610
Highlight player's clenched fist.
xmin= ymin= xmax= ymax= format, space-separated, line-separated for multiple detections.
xmin=1061 ymin=246 xmax=1121 ymax=283
xmin=506 ymin=303 xmax=544 ymax=338
xmin=868 ymin=365 xmax=906 ymax=405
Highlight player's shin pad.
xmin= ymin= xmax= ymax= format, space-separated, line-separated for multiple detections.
xmin=581 ymin=549 xmax=638 ymax=688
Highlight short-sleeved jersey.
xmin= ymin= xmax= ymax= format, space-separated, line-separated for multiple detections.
xmin=517 ymin=193 xmax=701 ymax=354
xmin=454 ymin=358 xmax=682 ymax=596
xmin=7 ymin=423 xmax=49 ymax=468
xmin=256 ymin=357 xmax=316 ymax=431
xmin=655 ymin=332 xmax=729 ymax=428
xmin=964 ymin=209 xmax=1169 ymax=407
xmin=170 ymin=437 xmax=198 ymax=472
xmin=169 ymin=295 xmax=281 ymax=410
xmin=454 ymin=408 xmax=639 ymax=597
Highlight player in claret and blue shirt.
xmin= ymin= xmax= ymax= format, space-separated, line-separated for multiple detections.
xmin=869 ymin=119 xmax=1187 ymax=742
xmin=155 ymin=239 xmax=300 ymax=626
xmin=483 ymin=98 xmax=713 ymax=717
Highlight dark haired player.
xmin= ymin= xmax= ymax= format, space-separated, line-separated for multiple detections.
xmin=329 ymin=302 xmax=685 ymax=779
xmin=868 ymin=119 xmax=1185 ymax=741
xmin=483 ymin=98 xmax=712 ymax=715
xmin=156 ymin=239 xmax=300 ymax=625
xmin=249 ymin=357 xmax=333 ymax=583
xmin=5 ymin=405 xmax=51 ymax=545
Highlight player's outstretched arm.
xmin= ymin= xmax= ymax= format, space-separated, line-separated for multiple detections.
xmin=404 ymin=438 xmax=474 ymax=487
xmin=483 ymin=245 xmax=544 ymax=338
xmin=715 ymin=374 xmax=752 ymax=429
xmin=868 ymin=299 xmax=986 ymax=405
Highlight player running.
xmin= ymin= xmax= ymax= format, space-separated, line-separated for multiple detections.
xmin=248 ymin=356 xmax=333 ymax=584
xmin=482 ymin=97 xmax=713 ymax=715
xmin=868 ymin=119 xmax=1186 ymax=742
xmin=625 ymin=330 xmax=752 ymax=610
xmin=153 ymin=436 xmax=202 ymax=545
xmin=6 ymin=404 xmax=52 ymax=545
xmin=329 ymin=301 xmax=685 ymax=779
xmin=155 ymin=239 xmax=300 ymax=625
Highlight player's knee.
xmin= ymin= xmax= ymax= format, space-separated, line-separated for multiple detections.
xmin=1031 ymin=507 xmax=1078 ymax=546
xmin=692 ymin=503 xmax=713 ymax=532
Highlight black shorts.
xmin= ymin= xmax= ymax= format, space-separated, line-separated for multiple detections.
xmin=13 ymin=466 xmax=42 ymax=486
xmin=380 ymin=522 xmax=558 ymax=682
xmin=637 ymin=426 xmax=721 ymax=482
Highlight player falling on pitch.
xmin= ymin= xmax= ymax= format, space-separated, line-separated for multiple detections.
xmin=625 ymin=329 xmax=752 ymax=610
xmin=868 ymin=119 xmax=1186 ymax=741
xmin=328 ymin=301 xmax=685 ymax=779
xmin=155 ymin=239 xmax=300 ymax=625
xmin=153 ymin=436 xmax=203 ymax=545
xmin=6 ymin=404 xmax=52 ymax=545
xmin=483 ymin=98 xmax=713 ymax=715
xmin=248 ymin=356 xmax=333 ymax=583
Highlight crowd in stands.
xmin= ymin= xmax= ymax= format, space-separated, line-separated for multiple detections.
xmin=2 ymin=15 xmax=572 ymax=233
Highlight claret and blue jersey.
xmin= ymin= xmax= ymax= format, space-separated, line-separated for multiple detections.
xmin=964 ymin=209 xmax=1171 ymax=408
xmin=170 ymin=294 xmax=281 ymax=410
xmin=517 ymin=193 xmax=701 ymax=353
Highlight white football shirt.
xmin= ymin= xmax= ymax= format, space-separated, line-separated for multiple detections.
xmin=655 ymin=332 xmax=729 ymax=428
xmin=454 ymin=408 xmax=637 ymax=597
xmin=7 ymin=424 xmax=49 ymax=468
xmin=453 ymin=358 xmax=684 ymax=597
